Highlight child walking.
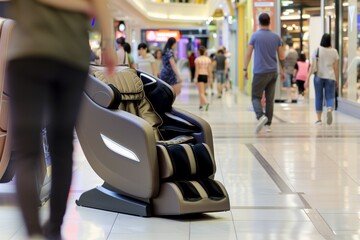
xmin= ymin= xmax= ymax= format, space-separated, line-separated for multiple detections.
xmin=293 ymin=52 xmax=310 ymax=100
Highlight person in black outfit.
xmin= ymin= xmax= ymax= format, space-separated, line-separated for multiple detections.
xmin=6 ymin=0 xmax=115 ymax=239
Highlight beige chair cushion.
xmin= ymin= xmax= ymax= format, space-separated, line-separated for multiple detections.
xmin=94 ymin=68 xmax=163 ymax=140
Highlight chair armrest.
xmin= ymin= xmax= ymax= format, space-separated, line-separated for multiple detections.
xmin=169 ymin=107 xmax=214 ymax=155
xmin=76 ymin=93 xmax=159 ymax=199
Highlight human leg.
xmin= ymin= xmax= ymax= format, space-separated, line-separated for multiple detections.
xmin=296 ymin=80 xmax=305 ymax=95
xmin=263 ymin=73 xmax=278 ymax=125
xmin=324 ymin=79 xmax=336 ymax=110
xmin=284 ymin=73 xmax=292 ymax=101
xmin=324 ymin=79 xmax=335 ymax=125
xmin=172 ymin=82 xmax=182 ymax=96
xmin=8 ymin=58 xmax=52 ymax=237
xmin=216 ymin=70 xmax=224 ymax=98
xmin=190 ymin=66 xmax=195 ymax=82
xmin=314 ymin=76 xmax=324 ymax=122
xmin=44 ymin=61 xmax=88 ymax=237
xmin=252 ymin=73 xmax=269 ymax=120
xmin=197 ymin=80 xmax=207 ymax=108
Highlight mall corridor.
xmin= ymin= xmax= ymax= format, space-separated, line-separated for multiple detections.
xmin=0 ymin=78 xmax=360 ymax=240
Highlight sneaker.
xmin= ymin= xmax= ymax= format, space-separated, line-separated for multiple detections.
xmin=264 ymin=125 xmax=272 ymax=133
xmin=255 ymin=115 xmax=268 ymax=133
xmin=327 ymin=110 xmax=333 ymax=125
xmin=315 ymin=120 xmax=322 ymax=125
xmin=199 ymin=106 xmax=204 ymax=111
xmin=205 ymin=103 xmax=209 ymax=111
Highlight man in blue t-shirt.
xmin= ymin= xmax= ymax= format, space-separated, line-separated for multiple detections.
xmin=244 ymin=13 xmax=285 ymax=133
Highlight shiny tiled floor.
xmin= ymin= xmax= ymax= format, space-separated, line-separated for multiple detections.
xmin=2 ymin=76 xmax=360 ymax=239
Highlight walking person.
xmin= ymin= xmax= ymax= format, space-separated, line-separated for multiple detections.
xmin=305 ymin=33 xmax=339 ymax=125
xmin=284 ymin=42 xmax=299 ymax=102
xmin=243 ymin=13 xmax=285 ymax=133
xmin=213 ymin=49 xmax=228 ymax=98
xmin=135 ymin=42 xmax=157 ymax=76
xmin=116 ymin=36 xmax=129 ymax=65
xmin=123 ymin=42 xmax=135 ymax=68
xmin=159 ymin=37 xmax=182 ymax=95
xmin=194 ymin=46 xmax=212 ymax=110
xmin=7 ymin=0 xmax=116 ymax=239
xmin=154 ymin=49 xmax=162 ymax=77
xmin=188 ymin=51 xmax=196 ymax=82
xmin=293 ymin=52 xmax=310 ymax=100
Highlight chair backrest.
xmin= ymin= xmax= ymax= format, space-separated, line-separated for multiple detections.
xmin=137 ymin=71 xmax=176 ymax=113
xmin=0 ymin=18 xmax=15 ymax=182
xmin=77 ymin=68 xmax=160 ymax=199
xmin=137 ymin=71 xmax=200 ymax=141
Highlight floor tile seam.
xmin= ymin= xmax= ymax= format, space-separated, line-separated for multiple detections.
xmin=8 ymin=228 xmax=21 ymax=240
xmin=319 ymin=148 xmax=360 ymax=185
xmin=106 ymin=213 xmax=120 ymax=240
xmin=213 ymin=135 xmax=360 ymax=139
xmin=213 ymin=138 xmax=358 ymax=144
xmin=232 ymin=219 xmax=313 ymax=223
xmin=245 ymin=144 xmax=293 ymax=194
xmin=212 ymin=145 xmax=226 ymax=186
xmin=245 ymin=144 xmax=337 ymax=239
xmin=231 ymin=206 xmax=305 ymax=209
xmin=305 ymin=209 xmax=336 ymax=240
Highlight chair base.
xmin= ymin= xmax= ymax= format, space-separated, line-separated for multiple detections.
xmin=76 ymin=185 xmax=152 ymax=217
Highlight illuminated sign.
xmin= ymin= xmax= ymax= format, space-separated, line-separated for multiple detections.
xmin=146 ymin=30 xmax=180 ymax=42
xmin=253 ymin=0 xmax=276 ymax=31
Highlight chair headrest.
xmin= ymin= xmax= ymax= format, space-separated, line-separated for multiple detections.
xmin=137 ymin=71 xmax=175 ymax=114
xmin=93 ymin=68 xmax=144 ymax=101
xmin=84 ymin=74 xmax=116 ymax=109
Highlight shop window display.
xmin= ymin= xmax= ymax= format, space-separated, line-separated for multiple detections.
xmin=340 ymin=0 xmax=360 ymax=103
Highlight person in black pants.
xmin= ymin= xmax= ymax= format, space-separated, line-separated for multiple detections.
xmin=7 ymin=0 xmax=115 ymax=239
xmin=8 ymin=59 xmax=88 ymax=238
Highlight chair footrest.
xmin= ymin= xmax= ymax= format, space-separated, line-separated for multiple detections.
xmin=152 ymin=180 xmax=230 ymax=215
xmin=197 ymin=179 xmax=226 ymax=201
xmin=174 ymin=180 xmax=202 ymax=202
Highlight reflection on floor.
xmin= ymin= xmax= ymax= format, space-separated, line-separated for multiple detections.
xmin=2 ymin=79 xmax=360 ymax=240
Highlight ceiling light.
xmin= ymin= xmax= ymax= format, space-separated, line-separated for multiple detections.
xmin=281 ymin=14 xmax=310 ymax=20
xmin=282 ymin=1 xmax=293 ymax=6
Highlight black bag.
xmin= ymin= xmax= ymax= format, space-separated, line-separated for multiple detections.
xmin=313 ymin=48 xmax=319 ymax=75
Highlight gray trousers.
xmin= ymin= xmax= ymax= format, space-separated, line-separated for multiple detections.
xmin=251 ymin=72 xmax=278 ymax=125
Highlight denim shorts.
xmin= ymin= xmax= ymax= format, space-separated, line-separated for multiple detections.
xmin=216 ymin=70 xmax=226 ymax=84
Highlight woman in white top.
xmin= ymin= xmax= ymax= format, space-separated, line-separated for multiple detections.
xmin=116 ymin=37 xmax=129 ymax=65
xmin=305 ymin=33 xmax=339 ymax=125
xmin=154 ymin=49 xmax=162 ymax=77
xmin=135 ymin=43 xmax=157 ymax=76
xmin=194 ymin=46 xmax=212 ymax=110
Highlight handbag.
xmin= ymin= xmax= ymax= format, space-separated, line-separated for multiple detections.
xmin=313 ymin=48 xmax=319 ymax=75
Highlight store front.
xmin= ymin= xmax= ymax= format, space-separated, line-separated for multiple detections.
xmin=140 ymin=29 xmax=208 ymax=60
xmin=327 ymin=0 xmax=360 ymax=117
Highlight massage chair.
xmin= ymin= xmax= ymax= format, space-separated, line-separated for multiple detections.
xmin=75 ymin=66 xmax=230 ymax=216
xmin=0 ymin=17 xmax=51 ymax=204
